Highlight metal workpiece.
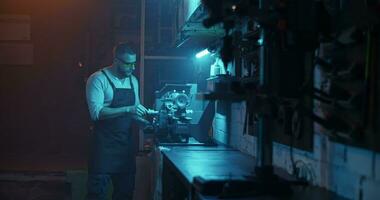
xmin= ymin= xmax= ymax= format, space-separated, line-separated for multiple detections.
xmin=147 ymin=84 xmax=215 ymax=145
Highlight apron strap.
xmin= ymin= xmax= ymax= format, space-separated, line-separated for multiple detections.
xmin=101 ymin=70 xmax=116 ymax=90
xmin=129 ymin=75 xmax=134 ymax=91
xmin=102 ymin=69 xmax=135 ymax=91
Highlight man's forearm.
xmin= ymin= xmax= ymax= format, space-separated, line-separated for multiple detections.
xmin=98 ymin=106 xmax=131 ymax=120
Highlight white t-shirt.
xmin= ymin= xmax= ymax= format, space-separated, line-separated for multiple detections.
xmin=86 ymin=66 xmax=140 ymax=121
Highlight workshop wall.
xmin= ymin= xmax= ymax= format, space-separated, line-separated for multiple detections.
xmin=214 ymin=102 xmax=380 ymax=200
xmin=0 ymin=0 xmax=111 ymax=170
xmin=213 ymin=53 xmax=380 ymax=200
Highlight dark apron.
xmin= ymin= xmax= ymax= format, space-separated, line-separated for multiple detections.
xmin=89 ymin=70 xmax=136 ymax=173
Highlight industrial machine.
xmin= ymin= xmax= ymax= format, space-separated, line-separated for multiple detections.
xmin=150 ymin=84 xmax=215 ymax=144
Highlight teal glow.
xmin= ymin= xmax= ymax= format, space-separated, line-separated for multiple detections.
xmin=195 ymin=49 xmax=210 ymax=58
xmin=213 ymin=112 xmax=228 ymax=144
xmin=185 ymin=0 xmax=201 ymax=20
xmin=257 ymin=38 xmax=264 ymax=45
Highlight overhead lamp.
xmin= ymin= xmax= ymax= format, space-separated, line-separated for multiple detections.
xmin=195 ymin=49 xmax=210 ymax=59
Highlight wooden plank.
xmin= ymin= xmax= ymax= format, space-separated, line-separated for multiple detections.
xmin=0 ymin=15 xmax=31 ymax=41
xmin=0 ymin=43 xmax=33 ymax=65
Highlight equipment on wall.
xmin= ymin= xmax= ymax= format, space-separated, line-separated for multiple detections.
xmin=192 ymin=0 xmax=379 ymax=198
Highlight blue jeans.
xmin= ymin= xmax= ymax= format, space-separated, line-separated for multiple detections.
xmin=87 ymin=172 xmax=135 ymax=200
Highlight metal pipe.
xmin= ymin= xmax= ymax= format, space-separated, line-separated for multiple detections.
xmin=140 ymin=0 xmax=146 ymax=104
xmin=256 ymin=0 xmax=272 ymax=169
xmin=144 ymin=55 xmax=188 ymax=60
xmin=139 ymin=0 xmax=146 ymax=152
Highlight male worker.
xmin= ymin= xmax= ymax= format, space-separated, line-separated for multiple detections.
xmin=86 ymin=43 xmax=148 ymax=200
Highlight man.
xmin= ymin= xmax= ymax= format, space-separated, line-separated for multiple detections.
xmin=86 ymin=43 xmax=148 ymax=200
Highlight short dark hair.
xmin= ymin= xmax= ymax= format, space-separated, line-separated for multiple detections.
xmin=113 ymin=43 xmax=135 ymax=58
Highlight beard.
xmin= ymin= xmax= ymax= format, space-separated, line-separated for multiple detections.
xmin=117 ymin=67 xmax=133 ymax=78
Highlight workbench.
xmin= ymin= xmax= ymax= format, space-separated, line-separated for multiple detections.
xmin=157 ymin=144 xmax=347 ymax=200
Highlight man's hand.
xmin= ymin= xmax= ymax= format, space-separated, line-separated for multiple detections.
xmin=136 ymin=104 xmax=148 ymax=116
xmin=147 ymin=109 xmax=159 ymax=115
xmin=126 ymin=104 xmax=148 ymax=117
